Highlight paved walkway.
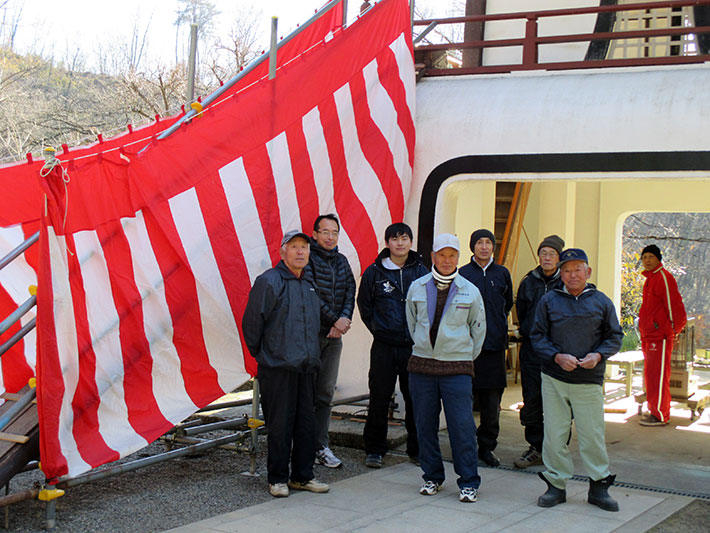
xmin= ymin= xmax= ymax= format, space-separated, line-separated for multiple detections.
xmin=166 ymin=461 xmax=691 ymax=532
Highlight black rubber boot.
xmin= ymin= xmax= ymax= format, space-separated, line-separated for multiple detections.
xmin=588 ymin=474 xmax=619 ymax=512
xmin=537 ymin=472 xmax=566 ymax=508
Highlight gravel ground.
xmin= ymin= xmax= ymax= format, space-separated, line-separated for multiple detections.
xmin=3 ymin=436 xmax=404 ymax=533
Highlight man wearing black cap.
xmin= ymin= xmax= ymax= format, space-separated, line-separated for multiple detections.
xmin=243 ymin=230 xmax=329 ymax=498
xmin=638 ymin=244 xmax=687 ymax=426
xmin=513 ymin=235 xmax=565 ymax=468
xmin=531 ymin=248 xmax=623 ymax=512
xmin=459 ymin=228 xmax=513 ymax=467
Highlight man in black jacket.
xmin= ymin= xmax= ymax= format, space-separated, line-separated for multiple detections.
xmin=459 ymin=229 xmax=513 ymax=467
xmin=242 ymin=230 xmax=329 ymax=498
xmin=531 ymin=248 xmax=623 ymax=512
xmin=357 ymin=222 xmax=428 ymax=468
xmin=513 ymin=235 xmax=564 ymax=469
xmin=308 ymin=214 xmax=356 ymax=469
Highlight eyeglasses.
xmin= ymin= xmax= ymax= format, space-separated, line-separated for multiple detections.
xmin=539 ymin=251 xmax=558 ymax=258
xmin=317 ymin=230 xmax=339 ymax=238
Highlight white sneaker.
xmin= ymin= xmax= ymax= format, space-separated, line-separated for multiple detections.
xmin=419 ymin=480 xmax=442 ymax=495
xmin=269 ymin=483 xmax=289 ymax=498
xmin=459 ymin=487 xmax=478 ymax=502
xmin=287 ymin=479 xmax=330 ymax=493
xmin=315 ymin=447 xmax=343 ymax=468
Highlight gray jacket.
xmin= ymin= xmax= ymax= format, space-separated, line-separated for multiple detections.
xmin=406 ymin=273 xmax=486 ymax=362
xmin=242 ymin=261 xmax=321 ymax=373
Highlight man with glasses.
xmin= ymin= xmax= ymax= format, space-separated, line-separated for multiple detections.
xmin=307 ymin=214 xmax=356 ymax=468
xmin=513 ymin=235 xmax=564 ymax=468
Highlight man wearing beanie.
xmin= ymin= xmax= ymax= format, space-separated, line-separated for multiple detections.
xmin=513 ymin=235 xmax=564 ymax=468
xmin=459 ymin=228 xmax=513 ymax=467
xmin=406 ymin=233 xmax=486 ymax=503
xmin=638 ymin=244 xmax=687 ymax=426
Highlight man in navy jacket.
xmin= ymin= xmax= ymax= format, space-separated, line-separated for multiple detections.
xmin=357 ymin=223 xmax=428 ymax=468
xmin=531 ymin=248 xmax=623 ymax=512
xmin=459 ymin=229 xmax=513 ymax=467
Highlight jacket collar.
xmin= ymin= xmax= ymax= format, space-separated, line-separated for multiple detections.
xmin=309 ymin=238 xmax=339 ymax=258
xmin=469 ymin=255 xmax=494 ymax=272
xmin=641 ymin=263 xmax=664 ymax=278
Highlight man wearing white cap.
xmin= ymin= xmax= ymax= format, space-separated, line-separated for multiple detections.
xmin=243 ymin=230 xmax=330 ymax=499
xmin=406 ymin=233 xmax=487 ymax=503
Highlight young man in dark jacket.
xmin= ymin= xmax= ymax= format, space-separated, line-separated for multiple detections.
xmin=242 ymin=230 xmax=329 ymax=498
xmin=459 ymin=229 xmax=513 ymax=467
xmin=307 ymin=214 xmax=356 ymax=469
xmin=531 ymin=248 xmax=623 ymax=512
xmin=513 ymin=235 xmax=564 ymax=469
xmin=357 ymin=222 xmax=428 ymax=468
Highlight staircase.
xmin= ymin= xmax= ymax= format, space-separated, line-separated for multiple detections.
xmin=494 ymin=182 xmax=531 ymax=271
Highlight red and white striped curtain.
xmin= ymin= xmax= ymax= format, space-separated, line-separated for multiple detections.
xmin=35 ymin=0 xmax=415 ymax=481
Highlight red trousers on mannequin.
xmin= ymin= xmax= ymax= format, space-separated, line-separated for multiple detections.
xmin=641 ymin=336 xmax=673 ymax=423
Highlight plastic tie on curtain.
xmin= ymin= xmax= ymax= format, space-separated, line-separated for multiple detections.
xmin=190 ymin=101 xmax=204 ymax=118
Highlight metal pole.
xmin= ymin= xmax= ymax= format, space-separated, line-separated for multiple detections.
xmin=269 ymin=17 xmax=278 ymax=80
xmin=45 ymin=499 xmax=57 ymax=533
xmin=187 ymin=23 xmax=199 ymax=102
xmin=248 ymin=379 xmax=260 ymax=476
xmin=0 ymin=295 xmax=36 ymax=337
xmin=0 ymin=487 xmax=40 ymax=508
xmin=0 ymin=231 xmax=38 ymax=272
xmin=411 ymin=0 xmax=416 ymax=28
xmin=196 ymin=398 xmax=253 ymax=412
xmin=155 ymin=0 xmax=344 ymax=141
xmin=342 ymin=0 xmax=348 ymax=26
xmin=57 ymin=432 xmax=245 ymax=489
xmin=0 ymin=317 xmax=35 ymax=358
xmin=0 ymin=387 xmax=36 ymax=431
xmin=178 ymin=416 xmax=247 ymax=437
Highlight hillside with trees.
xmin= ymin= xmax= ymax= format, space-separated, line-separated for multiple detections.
xmin=0 ymin=0 xmax=260 ymax=163
xmin=622 ymin=212 xmax=710 ymax=352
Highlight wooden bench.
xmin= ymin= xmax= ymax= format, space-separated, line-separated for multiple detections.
xmin=605 ymin=351 xmax=645 ymax=397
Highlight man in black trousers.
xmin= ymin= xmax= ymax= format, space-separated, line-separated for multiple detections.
xmin=460 ymin=229 xmax=513 ymax=467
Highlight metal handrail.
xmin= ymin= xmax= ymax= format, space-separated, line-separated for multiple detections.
xmin=0 ymin=231 xmax=38 ymax=272
xmin=0 ymin=317 xmax=35 ymax=357
xmin=414 ymin=0 xmax=710 ymax=26
xmin=413 ymin=0 xmax=710 ymax=75
xmin=0 ymin=295 xmax=36 ymax=337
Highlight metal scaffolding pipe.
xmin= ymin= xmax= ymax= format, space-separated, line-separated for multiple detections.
xmin=0 ymin=388 xmax=36 ymax=431
xmin=155 ymin=0 xmax=345 ymax=141
xmin=187 ymin=23 xmax=199 ymax=102
xmin=0 ymin=317 xmax=35 ymax=358
xmin=269 ymin=16 xmax=278 ymax=80
xmin=0 ymin=295 xmax=36 ymax=337
xmin=0 ymin=487 xmax=40 ymax=508
xmin=331 ymin=393 xmax=369 ymax=406
xmin=178 ymin=416 xmax=247 ymax=437
xmin=57 ymin=432 xmax=244 ymax=489
xmin=0 ymin=231 xmax=38 ymax=272
xmin=196 ymin=397 xmax=252 ymax=412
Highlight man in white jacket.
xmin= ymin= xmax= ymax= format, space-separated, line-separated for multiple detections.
xmin=406 ymin=233 xmax=487 ymax=503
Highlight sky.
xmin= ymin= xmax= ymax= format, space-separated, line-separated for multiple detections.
xmin=6 ymin=0 xmax=456 ymax=71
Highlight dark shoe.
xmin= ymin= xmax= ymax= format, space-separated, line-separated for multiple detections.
xmin=537 ymin=472 xmax=566 ymax=508
xmin=365 ymin=453 xmax=383 ymax=469
xmin=478 ymin=449 xmax=500 ymax=467
xmin=639 ymin=414 xmax=668 ymax=427
xmin=514 ymin=446 xmax=543 ymax=468
xmin=588 ymin=475 xmax=619 ymax=512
